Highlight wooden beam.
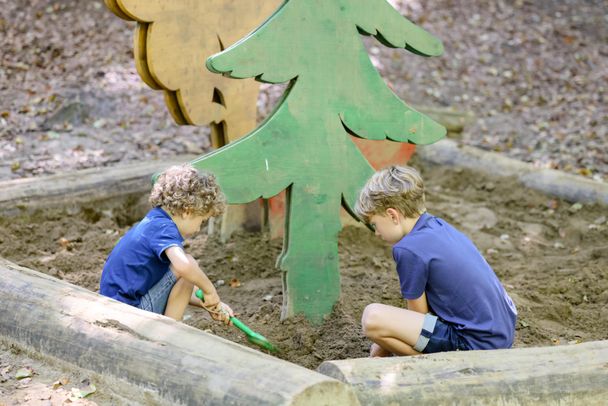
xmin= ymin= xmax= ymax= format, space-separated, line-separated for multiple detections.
xmin=0 ymin=258 xmax=359 ymax=405
xmin=0 ymin=157 xmax=195 ymax=216
xmin=318 ymin=341 xmax=608 ymax=405
xmin=415 ymin=106 xmax=475 ymax=134
xmin=418 ymin=139 xmax=608 ymax=205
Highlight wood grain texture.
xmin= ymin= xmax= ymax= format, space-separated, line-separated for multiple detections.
xmin=0 ymin=157 xmax=195 ymax=216
xmin=0 ymin=258 xmax=360 ymax=406
xmin=318 ymin=342 xmax=608 ymax=405
xmin=106 ymin=0 xmax=280 ymax=140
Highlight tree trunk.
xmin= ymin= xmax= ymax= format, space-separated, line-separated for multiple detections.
xmin=0 ymin=258 xmax=359 ymax=406
xmin=318 ymin=341 xmax=608 ymax=405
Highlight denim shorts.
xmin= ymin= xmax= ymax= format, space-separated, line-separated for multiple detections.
xmin=137 ymin=270 xmax=177 ymax=315
xmin=414 ymin=313 xmax=471 ymax=354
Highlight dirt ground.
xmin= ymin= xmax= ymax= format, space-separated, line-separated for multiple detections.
xmin=1 ymin=1 xmax=607 ymax=403
xmin=1 ymin=158 xmax=607 ymax=403
xmin=1 ymin=0 xmax=606 ymax=182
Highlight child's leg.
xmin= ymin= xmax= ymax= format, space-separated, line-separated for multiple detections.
xmin=370 ymin=343 xmax=393 ymax=357
xmin=361 ymin=303 xmax=426 ymax=356
xmin=164 ymin=276 xmax=194 ymax=321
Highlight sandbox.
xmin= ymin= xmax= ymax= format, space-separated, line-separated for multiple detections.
xmin=1 ymin=156 xmax=607 ymax=404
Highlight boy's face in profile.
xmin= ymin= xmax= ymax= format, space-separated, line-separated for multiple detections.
xmin=369 ymin=211 xmax=404 ymax=244
xmin=176 ymin=213 xmax=209 ymax=238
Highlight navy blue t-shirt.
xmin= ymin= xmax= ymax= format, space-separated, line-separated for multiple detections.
xmin=100 ymin=207 xmax=184 ymax=307
xmin=393 ymin=212 xmax=517 ymax=350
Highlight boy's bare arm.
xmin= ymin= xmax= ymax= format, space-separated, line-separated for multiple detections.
xmin=165 ymin=246 xmax=220 ymax=306
xmin=406 ymin=292 xmax=429 ymax=314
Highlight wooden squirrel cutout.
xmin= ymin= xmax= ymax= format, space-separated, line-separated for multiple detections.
xmin=105 ymin=0 xmax=281 ymax=239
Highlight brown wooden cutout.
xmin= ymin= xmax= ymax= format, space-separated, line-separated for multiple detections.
xmin=105 ymin=0 xmax=280 ymax=143
xmin=105 ymin=0 xmax=281 ymax=239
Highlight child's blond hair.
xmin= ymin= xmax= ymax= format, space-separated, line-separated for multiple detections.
xmin=355 ymin=165 xmax=426 ymax=222
xmin=149 ymin=164 xmax=226 ymax=217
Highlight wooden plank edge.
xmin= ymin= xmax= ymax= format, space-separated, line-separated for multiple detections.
xmin=417 ymin=139 xmax=608 ymax=206
xmin=318 ymin=341 xmax=608 ymax=405
xmin=0 ymin=157 xmax=197 ymax=216
xmin=0 ymin=258 xmax=359 ymax=406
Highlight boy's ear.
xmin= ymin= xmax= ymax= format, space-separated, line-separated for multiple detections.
xmin=386 ymin=208 xmax=400 ymax=224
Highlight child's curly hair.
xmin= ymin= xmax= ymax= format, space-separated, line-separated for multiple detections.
xmin=355 ymin=165 xmax=426 ymax=222
xmin=149 ymin=164 xmax=226 ymax=217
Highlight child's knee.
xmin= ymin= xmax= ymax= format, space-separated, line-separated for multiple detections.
xmin=361 ymin=303 xmax=384 ymax=337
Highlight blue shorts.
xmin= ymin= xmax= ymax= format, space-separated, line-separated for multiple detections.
xmin=137 ymin=271 xmax=177 ymax=315
xmin=414 ymin=314 xmax=471 ymax=354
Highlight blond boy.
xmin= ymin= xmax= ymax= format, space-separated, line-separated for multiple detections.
xmin=356 ymin=165 xmax=517 ymax=356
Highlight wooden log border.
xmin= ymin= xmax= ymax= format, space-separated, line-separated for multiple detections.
xmin=2 ymin=150 xmax=607 ymax=403
xmin=0 ymin=157 xmax=196 ymax=217
xmin=318 ymin=341 xmax=608 ymax=405
xmin=417 ymin=139 xmax=608 ymax=206
xmin=0 ymin=258 xmax=359 ymax=405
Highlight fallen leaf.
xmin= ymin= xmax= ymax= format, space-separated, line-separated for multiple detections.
xmin=58 ymin=237 xmax=71 ymax=250
xmin=52 ymin=377 xmax=69 ymax=389
xmin=546 ymin=199 xmax=559 ymax=210
xmin=568 ymin=202 xmax=583 ymax=213
xmin=577 ymin=168 xmax=592 ymax=177
xmin=562 ymin=35 xmax=576 ymax=45
xmin=93 ymin=119 xmax=107 ymax=129
xmin=229 ymin=278 xmax=241 ymax=288
xmin=15 ymin=367 xmax=33 ymax=379
xmin=70 ymin=383 xmax=96 ymax=399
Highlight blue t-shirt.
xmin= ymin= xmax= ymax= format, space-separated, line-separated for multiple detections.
xmin=393 ymin=212 xmax=517 ymax=350
xmin=100 ymin=207 xmax=184 ymax=307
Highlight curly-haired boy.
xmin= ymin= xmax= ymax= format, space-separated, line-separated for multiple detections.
xmin=100 ymin=164 xmax=232 ymax=322
xmin=356 ymin=165 xmax=517 ymax=356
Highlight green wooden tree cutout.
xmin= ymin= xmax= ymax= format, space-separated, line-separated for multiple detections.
xmin=192 ymin=0 xmax=446 ymax=322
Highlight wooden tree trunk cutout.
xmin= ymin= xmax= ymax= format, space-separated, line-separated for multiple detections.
xmin=191 ymin=0 xmax=446 ymax=322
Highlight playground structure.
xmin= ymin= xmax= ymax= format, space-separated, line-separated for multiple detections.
xmin=106 ymin=0 xmax=446 ymax=322
xmin=104 ymin=0 xmax=424 ymax=241
xmin=1 ymin=150 xmax=608 ymax=403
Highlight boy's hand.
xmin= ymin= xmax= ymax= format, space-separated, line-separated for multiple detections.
xmin=200 ymin=290 xmax=220 ymax=308
xmin=195 ymin=288 xmax=233 ymax=324
xmin=205 ymin=302 xmax=234 ymax=325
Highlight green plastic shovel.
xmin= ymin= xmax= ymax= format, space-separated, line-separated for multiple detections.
xmin=195 ymin=289 xmax=277 ymax=352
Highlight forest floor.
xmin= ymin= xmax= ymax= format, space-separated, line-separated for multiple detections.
xmin=0 ymin=0 xmax=606 ymax=182
xmin=1 ymin=0 xmax=607 ymax=404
